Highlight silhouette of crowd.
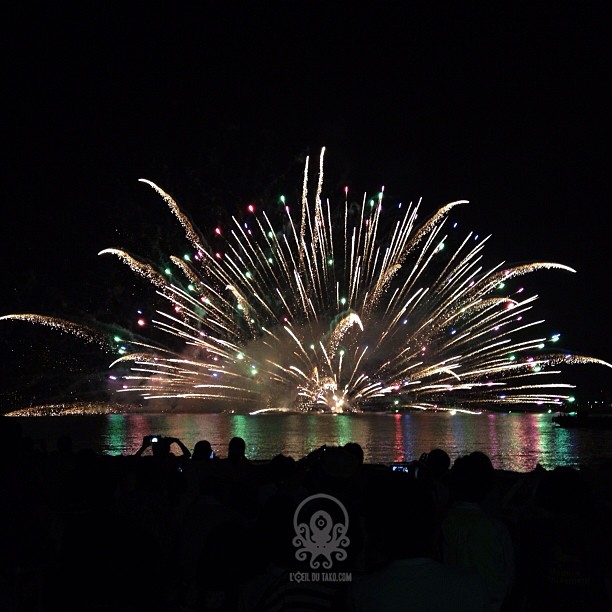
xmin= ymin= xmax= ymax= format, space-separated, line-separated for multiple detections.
xmin=1 ymin=416 xmax=611 ymax=611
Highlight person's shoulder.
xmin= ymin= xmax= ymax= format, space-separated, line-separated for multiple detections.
xmin=414 ymin=559 xmax=489 ymax=609
xmin=440 ymin=563 xmax=489 ymax=609
xmin=349 ymin=558 xmax=488 ymax=612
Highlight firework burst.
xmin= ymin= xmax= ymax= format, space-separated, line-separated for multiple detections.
xmin=3 ymin=148 xmax=610 ymax=413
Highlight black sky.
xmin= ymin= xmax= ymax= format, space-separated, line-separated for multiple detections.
xmin=2 ymin=2 xmax=610 ymax=406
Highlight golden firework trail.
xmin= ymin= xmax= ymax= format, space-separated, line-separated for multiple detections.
xmin=3 ymin=149 xmax=610 ymax=412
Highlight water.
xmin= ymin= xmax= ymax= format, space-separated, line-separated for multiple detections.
xmin=14 ymin=411 xmax=612 ymax=472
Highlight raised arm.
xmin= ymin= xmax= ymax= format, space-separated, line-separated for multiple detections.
xmin=134 ymin=435 xmax=152 ymax=456
xmin=167 ymin=437 xmax=192 ymax=458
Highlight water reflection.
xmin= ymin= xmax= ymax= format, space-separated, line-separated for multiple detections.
xmin=335 ymin=415 xmax=353 ymax=448
xmin=231 ymin=415 xmax=248 ymax=448
xmin=392 ymin=414 xmax=403 ymax=462
xmin=17 ymin=411 xmax=612 ymax=472
xmin=105 ymin=414 xmax=125 ymax=453
xmin=487 ymin=414 xmax=500 ymax=467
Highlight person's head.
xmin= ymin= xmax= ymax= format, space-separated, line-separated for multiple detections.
xmin=192 ymin=439 xmax=214 ymax=461
xmin=228 ymin=436 xmax=247 ymax=460
xmin=268 ymin=453 xmax=296 ymax=482
xmin=343 ymin=442 xmax=364 ymax=467
xmin=450 ymin=451 xmax=494 ymax=502
xmin=320 ymin=445 xmax=360 ymax=480
xmin=423 ymin=448 xmax=450 ymax=478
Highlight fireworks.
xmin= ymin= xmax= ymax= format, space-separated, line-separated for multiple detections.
xmin=3 ymin=148 xmax=610 ymax=413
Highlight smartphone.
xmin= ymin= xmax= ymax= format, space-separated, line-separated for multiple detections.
xmin=392 ymin=464 xmax=409 ymax=472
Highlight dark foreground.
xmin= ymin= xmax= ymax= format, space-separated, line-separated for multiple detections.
xmin=2 ymin=418 xmax=611 ymax=612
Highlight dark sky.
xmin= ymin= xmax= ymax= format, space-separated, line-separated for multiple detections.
xmin=2 ymin=2 xmax=610 ymax=407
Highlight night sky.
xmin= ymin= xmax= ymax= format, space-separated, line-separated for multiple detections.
xmin=2 ymin=2 xmax=610 ymax=409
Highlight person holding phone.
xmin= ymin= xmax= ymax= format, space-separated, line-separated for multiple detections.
xmin=191 ymin=439 xmax=215 ymax=461
xmin=134 ymin=435 xmax=192 ymax=458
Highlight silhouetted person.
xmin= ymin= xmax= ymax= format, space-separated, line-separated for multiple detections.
xmin=244 ymin=488 xmax=349 ymax=611
xmin=516 ymin=466 xmax=611 ymax=611
xmin=220 ymin=435 xmax=253 ymax=476
xmin=134 ymin=435 xmax=191 ymax=458
xmin=344 ymin=442 xmax=365 ymax=467
xmin=421 ymin=447 xmax=451 ymax=478
xmin=215 ymin=437 xmax=256 ymax=518
xmin=195 ymin=518 xmax=255 ymax=610
xmin=256 ymin=453 xmax=300 ymax=509
xmin=441 ymin=451 xmax=514 ymax=611
xmin=419 ymin=447 xmax=452 ymax=520
xmin=192 ymin=439 xmax=215 ymax=461
xmin=178 ymin=473 xmax=245 ymax=607
xmin=227 ymin=436 xmax=249 ymax=464
xmin=131 ymin=435 xmax=191 ymax=513
xmin=347 ymin=472 xmax=488 ymax=611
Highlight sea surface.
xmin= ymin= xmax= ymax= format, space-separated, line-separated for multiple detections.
xmin=13 ymin=410 xmax=612 ymax=472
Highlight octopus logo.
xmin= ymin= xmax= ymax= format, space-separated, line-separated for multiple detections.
xmin=292 ymin=493 xmax=350 ymax=569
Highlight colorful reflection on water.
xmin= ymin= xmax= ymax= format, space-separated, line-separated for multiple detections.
xmin=15 ymin=411 xmax=612 ymax=472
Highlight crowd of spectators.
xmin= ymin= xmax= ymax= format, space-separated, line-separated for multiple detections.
xmin=1 ymin=415 xmax=611 ymax=611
